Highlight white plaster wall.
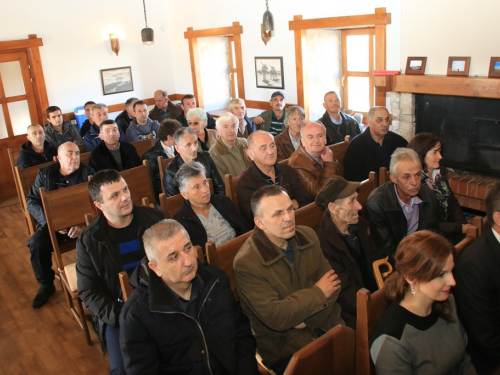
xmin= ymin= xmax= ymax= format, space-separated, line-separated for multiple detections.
xmin=0 ymin=0 xmax=175 ymax=114
xmin=401 ymin=0 xmax=500 ymax=76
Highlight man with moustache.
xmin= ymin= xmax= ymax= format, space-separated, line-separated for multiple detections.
xmin=229 ymin=98 xmax=257 ymax=138
xmin=236 ymin=130 xmax=311 ymax=224
xmin=77 ymin=169 xmax=166 ymax=375
xmin=17 ymin=124 xmax=57 ymax=168
xmin=27 ymin=142 xmax=94 ymax=308
xmin=253 ymin=91 xmax=286 ymax=136
xmin=234 ymin=185 xmax=344 ymax=375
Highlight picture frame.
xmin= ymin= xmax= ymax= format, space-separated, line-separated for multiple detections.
xmin=100 ymin=66 xmax=134 ymax=95
xmin=405 ymin=57 xmax=427 ymax=75
xmin=255 ymin=57 xmax=284 ymax=89
xmin=488 ymin=57 xmax=500 ymax=78
xmin=447 ymin=57 xmax=471 ymax=77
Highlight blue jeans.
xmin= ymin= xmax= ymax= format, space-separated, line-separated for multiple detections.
xmin=105 ymin=324 xmax=125 ymax=375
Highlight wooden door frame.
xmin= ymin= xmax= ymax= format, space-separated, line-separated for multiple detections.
xmin=0 ymin=34 xmax=48 ymax=125
xmin=289 ymin=8 xmax=390 ymax=116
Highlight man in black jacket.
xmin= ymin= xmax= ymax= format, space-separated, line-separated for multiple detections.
xmin=76 ymin=169 xmax=165 ymax=375
xmin=17 ymin=124 xmax=57 ymax=168
xmin=120 ymin=219 xmax=258 ymax=375
xmin=89 ymin=119 xmax=141 ymax=172
xmin=163 ymin=127 xmax=224 ymax=197
xmin=175 ymin=94 xmax=216 ymax=129
xmin=114 ymin=97 xmax=138 ymax=134
xmin=27 ymin=142 xmax=94 ymax=308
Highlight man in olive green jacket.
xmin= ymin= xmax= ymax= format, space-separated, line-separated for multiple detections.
xmin=234 ymin=185 xmax=344 ymax=375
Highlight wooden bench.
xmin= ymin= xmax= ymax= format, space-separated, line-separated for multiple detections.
xmin=224 ymin=174 xmax=241 ymax=213
xmin=295 ymin=202 xmax=323 ymax=229
xmin=358 ymin=171 xmax=377 ymax=207
xmin=130 ymin=135 xmax=155 ymax=159
xmin=120 ymin=160 xmax=156 ymax=207
xmin=158 ymin=156 xmax=173 ymax=196
xmin=329 ymin=135 xmax=350 ymax=176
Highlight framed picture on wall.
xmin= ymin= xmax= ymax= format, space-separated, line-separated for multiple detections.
xmin=447 ymin=57 xmax=470 ymax=77
xmin=255 ymin=57 xmax=284 ymax=89
xmin=100 ymin=66 xmax=134 ymax=95
xmin=405 ymin=57 xmax=427 ymax=75
xmin=488 ymin=57 xmax=500 ymax=78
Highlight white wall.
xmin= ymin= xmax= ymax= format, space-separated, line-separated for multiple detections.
xmin=401 ymin=0 xmax=500 ymax=76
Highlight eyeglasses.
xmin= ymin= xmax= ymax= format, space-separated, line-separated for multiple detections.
xmin=187 ymin=121 xmax=201 ymax=126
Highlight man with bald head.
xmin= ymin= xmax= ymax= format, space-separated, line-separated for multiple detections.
xmin=236 ymin=130 xmax=311 ymax=224
xmin=149 ymin=90 xmax=183 ymax=122
xmin=17 ymin=124 xmax=58 ymax=168
xmin=26 ymin=142 xmax=95 ymax=308
xmin=318 ymin=91 xmax=360 ymax=145
xmin=288 ymin=122 xmax=341 ymax=200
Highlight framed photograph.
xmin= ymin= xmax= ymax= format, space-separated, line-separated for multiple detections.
xmin=447 ymin=57 xmax=471 ymax=77
xmin=255 ymin=57 xmax=284 ymax=89
xmin=488 ymin=57 xmax=500 ymax=78
xmin=100 ymin=66 xmax=134 ymax=95
xmin=405 ymin=57 xmax=427 ymax=75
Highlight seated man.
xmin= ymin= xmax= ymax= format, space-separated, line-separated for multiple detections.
xmin=315 ymin=176 xmax=380 ymax=328
xmin=173 ymin=162 xmax=249 ymax=248
xmin=288 ymin=122 xmax=341 ymax=200
xmin=149 ymin=89 xmax=182 ymax=122
xmin=252 ymin=91 xmax=286 ymax=136
xmin=454 ymin=182 xmax=500 ymax=375
xmin=364 ymin=148 xmax=440 ymax=261
xmin=229 ymin=98 xmax=257 ymax=138
xmin=44 ymin=106 xmax=82 ymax=148
xmin=114 ymin=97 xmax=138 ymax=134
xmin=83 ymin=103 xmax=126 ymax=152
xmin=120 ymin=219 xmax=258 ymax=375
xmin=79 ymin=101 xmax=95 ymax=137
xmin=126 ymin=100 xmax=161 ymax=142
xmin=209 ymin=112 xmax=250 ymax=179
xmin=26 ymin=142 xmax=94 ymax=308
xmin=237 ymin=130 xmax=311 ymax=224
xmin=317 ymin=91 xmax=360 ymax=145
xmin=163 ymin=127 xmax=224 ymax=197
xmin=344 ymin=106 xmax=408 ymax=182
xmin=77 ymin=169 xmax=166 ymax=374
xmin=89 ymin=120 xmax=141 ymax=172
xmin=142 ymin=119 xmax=182 ymax=202
xmin=176 ymin=94 xmax=216 ymax=129
xmin=234 ymin=185 xmax=343 ymax=374
xmin=17 ymin=124 xmax=57 ymax=168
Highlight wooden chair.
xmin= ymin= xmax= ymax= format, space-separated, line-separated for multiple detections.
xmin=284 ymin=325 xmax=355 ymax=375
xmin=295 ymin=202 xmax=323 ymax=229
xmin=356 ymin=288 xmax=391 ymax=375
xmin=329 ymin=135 xmax=350 ymax=176
xmin=378 ymin=167 xmax=390 ymax=186
xmin=472 ymin=215 xmax=490 ymax=236
xmin=120 ymin=160 xmax=156 ymax=207
xmin=131 ymin=135 xmax=154 ymax=159
xmin=224 ymin=174 xmax=241 ymax=212
xmin=7 ymin=147 xmax=22 ymax=205
xmin=159 ymin=178 xmax=214 ymax=218
xmin=78 ymin=143 xmax=85 ymax=153
xmin=357 ymin=171 xmax=377 ymax=207
xmin=14 ymin=161 xmax=56 ymax=235
xmin=205 ymin=230 xmax=253 ymax=301
xmin=454 ymin=225 xmax=478 ymax=257
xmin=158 ymin=156 xmax=173 ymax=196
xmin=373 ymin=257 xmax=393 ymax=289
xmin=40 ymin=183 xmax=97 ymax=346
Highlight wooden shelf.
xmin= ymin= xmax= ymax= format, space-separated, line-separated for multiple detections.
xmin=374 ymin=75 xmax=500 ymax=99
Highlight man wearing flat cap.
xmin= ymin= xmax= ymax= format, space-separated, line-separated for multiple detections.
xmin=314 ymin=176 xmax=380 ymax=328
xmin=252 ymin=91 xmax=286 ymax=136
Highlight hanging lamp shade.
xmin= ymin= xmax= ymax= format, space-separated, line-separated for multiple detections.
xmin=263 ymin=10 xmax=274 ymax=33
xmin=141 ymin=27 xmax=154 ymax=45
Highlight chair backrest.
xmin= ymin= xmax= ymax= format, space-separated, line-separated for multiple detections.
xmin=356 ymin=288 xmax=391 ymax=375
xmin=454 ymin=225 xmax=478 ymax=257
xmin=378 ymin=167 xmax=390 ymax=186
xmin=357 ymin=171 xmax=378 ymax=207
xmin=8 ymin=148 xmax=23 ymax=210
xmin=131 ymin=136 xmax=155 ymax=159
xmin=472 ymin=215 xmax=490 ymax=236
xmin=158 ymin=156 xmax=173 ymax=196
xmin=329 ymin=135 xmax=350 ymax=176
xmin=295 ymin=202 xmax=323 ymax=229
xmin=78 ymin=143 xmax=85 ymax=153
xmin=205 ymin=230 xmax=253 ymax=301
xmin=373 ymin=257 xmax=393 ymax=289
xmin=224 ymin=174 xmax=241 ymax=213
xmin=80 ymin=151 xmax=91 ymax=166
xmin=120 ymin=160 xmax=156 ymax=207
xmin=40 ymin=183 xmax=97 ymax=270
xmin=284 ymin=325 xmax=356 ymax=375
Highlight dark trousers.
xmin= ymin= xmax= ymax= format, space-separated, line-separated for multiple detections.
xmin=27 ymin=226 xmax=55 ymax=285
xmin=105 ymin=324 xmax=125 ymax=375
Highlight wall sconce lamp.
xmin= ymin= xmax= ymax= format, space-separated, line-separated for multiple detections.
xmin=261 ymin=0 xmax=274 ymax=45
xmin=141 ymin=0 xmax=154 ymax=46
xmin=109 ymin=34 xmax=120 ymax=56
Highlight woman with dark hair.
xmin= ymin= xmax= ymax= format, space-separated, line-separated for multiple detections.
xmin=370 ymin=231 xmax=476 ymax=374
xmin=408 ymin=132 xmax=473 ymax=242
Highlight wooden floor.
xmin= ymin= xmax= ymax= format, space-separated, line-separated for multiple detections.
xmin=0 ymin=203 xmax=109 ymax=375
